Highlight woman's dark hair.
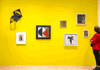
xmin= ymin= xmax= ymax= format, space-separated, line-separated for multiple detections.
xmin=94 ymin=26 xmax=100 ymax=34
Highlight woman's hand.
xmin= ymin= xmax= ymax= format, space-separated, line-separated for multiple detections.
xmin=90 ymin=40 xmax=93 ymax=43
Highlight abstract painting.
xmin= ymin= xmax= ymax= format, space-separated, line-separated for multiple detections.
xmin=64 ymin=33 xmax=78 ymax=46
xmin=76 ymin=14 xmax=86 ymax=25
xmin=60 ymin=20 xmax=67 ymax=28
xmin=36 ymin=25 xmax=51 ymax=39
xmin=16 ymin=32 xmax=26 ymax=44
xmin=83 ymin=30 xmax=89 ymax=37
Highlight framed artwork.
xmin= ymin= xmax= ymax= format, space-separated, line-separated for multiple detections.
xmin=83 ymin=30 xmax=89 ymax=37
xmin=76 ymin=14 xmax=86 ymax=25
xmin=60 ymin=20 xmax=67 ymax=28
xmin=16 ymin=32 xmax=26 ymax=44
xmin=64 ymin=33 xmax=78 ymax=46
xmin=36 ymin=25 xmax=51 ymax=39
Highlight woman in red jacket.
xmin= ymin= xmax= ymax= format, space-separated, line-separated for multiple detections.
xmin=90 ymin=26 xmax=100 ymax=70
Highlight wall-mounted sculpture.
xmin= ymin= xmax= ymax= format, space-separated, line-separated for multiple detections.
xmin=10 ymin=9 xmax=22 ymax=23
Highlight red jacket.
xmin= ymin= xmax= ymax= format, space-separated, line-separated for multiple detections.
xmin=90 ymin=33 xmax=100 ymax=51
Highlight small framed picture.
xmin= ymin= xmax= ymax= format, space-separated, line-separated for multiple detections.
xmin=60 ymin=20 xmax=67 ymax=28
xmin=83 ymin=30 xmax=89 ymax=37
xmin=16 ymin=32 xmax=26 ymax=44
xmin=64 ymin=33 xmax=78 ymax=46
xmin=76 ymin=14 xmax=86 ymax=25
xmin=36 ymin=25 xmax=51 ymax=39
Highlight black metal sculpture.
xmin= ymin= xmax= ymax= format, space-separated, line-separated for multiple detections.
xmin=10 ymin=9 xmax=22 ymax=23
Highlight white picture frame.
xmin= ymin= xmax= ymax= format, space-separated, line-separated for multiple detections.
xmin=64 ymin=33 xmax=78 ymax=46
xmin=60 ymin=20 xmax=67 ymax=28
xmin=76 ymin=14 xmax=86 ymax=25
xmin=16 ymin=32 xmax=26 ymax=44
xmin=83 ymin=30 xmax=89 ymax=37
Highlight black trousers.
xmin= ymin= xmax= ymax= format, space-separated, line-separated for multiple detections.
xmin=93 ymin=50 xmax=100 ymax=66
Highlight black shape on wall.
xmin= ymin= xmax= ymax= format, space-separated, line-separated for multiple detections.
xmin=67 ymin=36 xmax=74 ymax=44
xmin=10 ymin=9 xmax=22 ymax=23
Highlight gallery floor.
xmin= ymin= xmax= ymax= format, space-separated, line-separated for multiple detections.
xmin=0 ymin=66 xmax=96 ymax=70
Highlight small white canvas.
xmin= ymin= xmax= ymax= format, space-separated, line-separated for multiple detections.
xmin=16 ymin=32 xmax=26 ymax=44
xmin=64 ymin=33 xmax=78 ymax=46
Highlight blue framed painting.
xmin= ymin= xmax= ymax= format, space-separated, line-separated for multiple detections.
xmin=36 ymin=25 xmax=51 ymax=39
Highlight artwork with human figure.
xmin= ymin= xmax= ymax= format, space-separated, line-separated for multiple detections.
xmin=67 ymin=36 xmax=74 ymax=44
xmin=83 ymin=30 xmax=89 ymax=37
xmin=16 ymin=32 xmax=26 ymax=44
xmin=19 ymin=34 xmax=24 ymax=41
xmin=64 ymin=34 xmax=78 ymax=46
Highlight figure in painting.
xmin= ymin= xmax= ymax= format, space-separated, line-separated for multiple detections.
xmin=84 ymin=31 xmax=88 ymax=36
xmin=67 ymin=36 xmax=74 ymax=44
xmin=19 ymin=35 xmax=23 ymax=41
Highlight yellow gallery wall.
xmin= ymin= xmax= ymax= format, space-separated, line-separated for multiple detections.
xmin=0 ymin=0 xmax=98 ymax=65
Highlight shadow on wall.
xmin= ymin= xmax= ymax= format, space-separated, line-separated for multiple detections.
xmin=64 ymin=46 xmax=77 ymax=49
xmin=16 ymin=44 xmax=26 ymax=46
xmin=10 ymin=22 xmax=16 ymax=30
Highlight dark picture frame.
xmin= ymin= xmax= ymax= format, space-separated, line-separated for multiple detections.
xmin=36 ymin=25 xmax=51 ymax=39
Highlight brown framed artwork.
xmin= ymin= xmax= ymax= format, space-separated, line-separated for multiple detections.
xmin=60 ymin=20 xmax=67 ymax=28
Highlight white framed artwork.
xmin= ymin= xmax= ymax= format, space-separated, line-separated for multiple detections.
xmin=64 ymin=33 xmax=78 ymax=46
xmin=83 ymin=30 xmax=89 ymax=37
xmin=76 ymin=14 xmax=86 ymax=25
xmin=16 ymin=32 xmax=26 ymax=44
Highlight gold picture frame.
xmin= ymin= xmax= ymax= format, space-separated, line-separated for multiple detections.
xmin=60 ymin=20 xmax=67 ymax=28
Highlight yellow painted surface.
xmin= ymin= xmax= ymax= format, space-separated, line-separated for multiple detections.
xmin=0 ymin=0 xmax=98 ymax=65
